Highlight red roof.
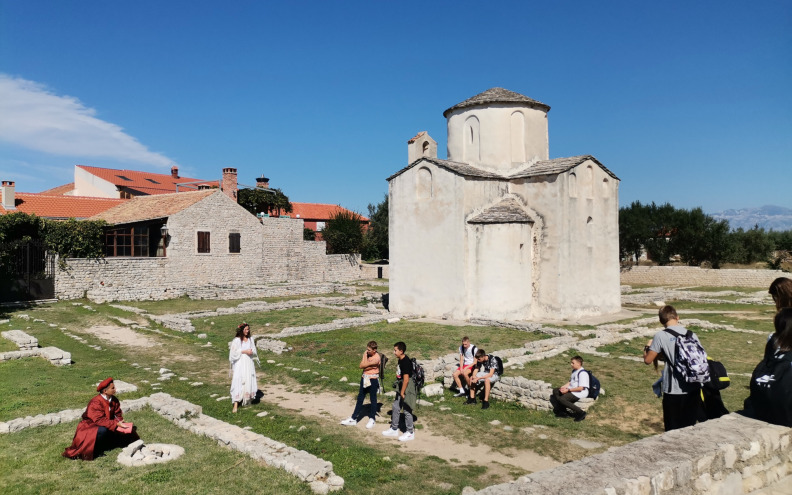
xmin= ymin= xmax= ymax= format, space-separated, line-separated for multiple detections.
xmin=77 ymin=165 xmax=217 ymax=195
xmin=39 ymin=182 xmax=76 ymax=195
xmin=289 ymin=202 xmax=369 ymax=222
xmin=1 ymin=193 xmax=126 ymax=219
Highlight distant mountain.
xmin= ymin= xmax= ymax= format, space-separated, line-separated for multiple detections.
xmin=710 ymin=205 xmax=792 ymax=231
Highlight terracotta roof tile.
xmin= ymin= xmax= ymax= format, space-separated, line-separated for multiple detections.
xmin=289 ymin=202 xmax=369 ymax=222
xmin=77 ymin=165 xmax=216 ymax=195
xmin=39 ymin=183 xmax=75 ymax=195
xmin=90 ymin=189 xmax=217 ymax=225
xmin=1 ymin=193 xmax=126 ymax=219
xmin=444 ymin=87 xmax=550 ymax=117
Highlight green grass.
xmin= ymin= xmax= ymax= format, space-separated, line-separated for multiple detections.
xmin=190 ymin=306 xmax=360 ymax=338
xmin=0 ymin=288 xmax=779 ymax=494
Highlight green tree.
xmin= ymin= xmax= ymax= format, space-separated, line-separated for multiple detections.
xmin=670 ymin=207 xmax=731 ymax=267
xmin=303 ymin=227 xmax=316 ymax=241
xmin=323 ymin=210 xmax=364 ymax=254
xmin=237 ymin=188 xmax=293 ymax=217
xmin=361 ymin=194 xmax=388 ymax=261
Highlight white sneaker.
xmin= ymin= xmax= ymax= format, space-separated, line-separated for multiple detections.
xmin=453 ymin=390 xmax=467 ymax=397
xmin=398 ymin=431 xmax=415 ymax=442
xmin=340 ymin=417 xmax=356 ymax=426
xmin=366 ymin=418 xmax=375 ymax=429
xmin=382 ymin=428 xmax=399 ymax=437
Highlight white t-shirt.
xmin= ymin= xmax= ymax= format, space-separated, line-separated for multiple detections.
xmin=459 ymin=344 xmax=477 ymax=366
xmin=570 ymin=368 xmax=590 ymax=399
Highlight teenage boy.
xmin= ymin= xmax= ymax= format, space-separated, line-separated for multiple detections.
xmin=467 ymin=349 xmax=501 ymax=409
xmin=644 ymin=305 xmax=705 ymax=431
xmin=340 ymin=340 xmax=381 ymax=429
xmin=550 ymin=355 xmax=589 ymax=422
xmin=452 ymin=336 xmax=478 ymax=397
xmin=382 ymin=341 xmax=417 ymax=442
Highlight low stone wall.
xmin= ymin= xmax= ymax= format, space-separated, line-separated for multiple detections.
xmin=473 ymin=414 xmax=792 ymax=495
xmin=620 ymin=266 xmax=788 ymax=288
xmin=0 ymin=329 xmax=71 ymax=366
xmin=359 ymin=263 xmax=389 ymax=280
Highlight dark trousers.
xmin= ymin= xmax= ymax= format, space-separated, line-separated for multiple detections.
xmin=551 ymin=388 xmax=582 ymax=415
xmin=662 ymin=392 xmax=704 ymax=431
xmin=351 ymin=377 xmax=379 ymax=420
xmin=95 ymin=426 xmax=137 ymax=457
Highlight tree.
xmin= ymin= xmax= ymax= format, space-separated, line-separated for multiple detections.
xmin=237 ymin=188 xmax=293 ymax=217
xmin=303 ymin=227 xmax=316 ymax=241
xmin=361 ymin=194 xmax=388 ymax=261
xmin=323 ymin=210 xmax=364 ymax=254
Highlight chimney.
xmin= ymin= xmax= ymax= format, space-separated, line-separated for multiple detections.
xmin=1 ymin=180 xmax=16 ymax=210
xmin=221 ymin=167 xmax=238 ymax=201
xmin=171 ymin=166 xmax=179 ymax=179
xmin=255 ymin=175 xmax=270 ymax=189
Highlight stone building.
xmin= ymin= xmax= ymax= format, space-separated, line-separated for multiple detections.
xmin=54 ymin=189 xmax=361 ymax=301
xmin=388 ymin=88 xmax=621 ymax=321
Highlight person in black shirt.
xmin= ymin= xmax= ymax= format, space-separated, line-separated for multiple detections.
xmin=467 ymin=349 xmax=501 ymax=409
xmin=382 ymin=341 xmax=417 ymax=441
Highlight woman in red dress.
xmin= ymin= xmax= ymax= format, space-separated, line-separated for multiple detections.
xmin=62 ymin=377 xmax=139 ymax=460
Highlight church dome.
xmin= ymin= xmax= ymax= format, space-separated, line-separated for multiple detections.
xmin=443 ymin=87 xmax=550 ymax=118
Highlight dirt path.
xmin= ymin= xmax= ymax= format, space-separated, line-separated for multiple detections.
xmin=261 ymin=384 xmax=560 ymax=475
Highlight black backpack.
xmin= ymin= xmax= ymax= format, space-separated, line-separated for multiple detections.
xmin=703 ymin=358 xmax=730 ymax=391
xmin=378 ymin=352 xmax=389 ymax=393
xmin=583 ymin=370 xmax=601 ymax=400
xmin=410 ymin=357 xmax=425 ymax=391
xmin=492 ymin=355 xmax=504 ymax=376
xmin=744 ymin=351 xmax=792 ymax=427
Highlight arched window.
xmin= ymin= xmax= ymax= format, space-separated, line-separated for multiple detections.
xmin=569 ymin=173 xmax=577 ymax=198
xmin=417 ymin=167 xmax=433 ymax=200
xmin=586 ymin=165 xmax=594 ymax=198
xmin=422 ymin=141 xmax=429 ymax=156
xmin=510 ymin=111 xmax=525 ymax=163
xmin=602 ymin=178 xmax=610 ymax=197
xmin=463 ymin=115 xmax=480 ymax=163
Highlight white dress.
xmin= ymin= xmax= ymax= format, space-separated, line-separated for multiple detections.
xmin=229 ymin=337 xmax=258 ymax=405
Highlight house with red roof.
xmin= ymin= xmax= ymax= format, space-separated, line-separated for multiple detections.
xmin=1 ymin=180 xmax=126 ymax=219
xmin=289 ymin=202 xmax=369 ymax=235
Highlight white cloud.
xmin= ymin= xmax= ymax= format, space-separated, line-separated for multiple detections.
xmin=0 ymin=74 xmax=175 ymax=168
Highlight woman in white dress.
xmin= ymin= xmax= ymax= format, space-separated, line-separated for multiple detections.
xmin=229 ymin=323 xmax=258 ymax=413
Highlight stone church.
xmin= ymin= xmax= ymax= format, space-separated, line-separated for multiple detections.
xmin=388 ymin=88 xmax=621 ymax=321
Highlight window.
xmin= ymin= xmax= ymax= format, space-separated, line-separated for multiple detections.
xmin=229 ymin=233 xmax=241 ymax=253
xmin=197 ymin=231 xmax=211 ymax=253
xmin=105 ymin=226 xmax=149 ymax=257
xmin=145 ymin=178 xmax=160 ymax=184
xmin=115 ymin=175 xmax=132 ymax=181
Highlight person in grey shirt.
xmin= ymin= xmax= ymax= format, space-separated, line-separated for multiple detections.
xmin=643 ymin=305 xmax=704 ymax=431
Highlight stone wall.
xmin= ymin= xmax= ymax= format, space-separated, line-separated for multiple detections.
xmin=473 ymin=414 xmax=792 ymax=495
xmin=620 ymin=266 xmax=788 ymax=288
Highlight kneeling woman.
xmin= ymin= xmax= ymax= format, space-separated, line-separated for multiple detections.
xmin=62 ymin=377 xmax=139 ymax=460
xmin=229 ymin=322 xmax=259 ymax=412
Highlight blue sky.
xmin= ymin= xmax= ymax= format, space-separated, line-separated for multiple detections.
xmin=1 ymin=1 xmax=790 ymax=215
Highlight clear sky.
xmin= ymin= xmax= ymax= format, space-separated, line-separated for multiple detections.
xmin=1 ymin=1 xmax=790 ymax=215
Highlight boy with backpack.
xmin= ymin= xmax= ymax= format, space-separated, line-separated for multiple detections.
xmin=467 ymin=349 xmax=502 ymax=409
xmin=644 ymin=305 xmax=707 ymax=431
xmin=550 ymin=355 xmax=590 ymax=422
xmin=382 ymin=341 xmax=417 ymax=442
xmin=452 ymin=336 xmax=478 ymax=397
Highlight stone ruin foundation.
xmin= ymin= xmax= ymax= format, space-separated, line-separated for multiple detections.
xmin=117 ymin=439 xmax=184 ymax=467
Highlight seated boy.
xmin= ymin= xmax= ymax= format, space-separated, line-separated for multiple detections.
xmin=466 ymin=349 xmax=501 ymax=409
xmin=452 ymin=336 xmax=477 ymax=397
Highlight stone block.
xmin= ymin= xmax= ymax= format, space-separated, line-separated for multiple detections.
xmin=422 ymin=383 xmax=443 ymax=397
